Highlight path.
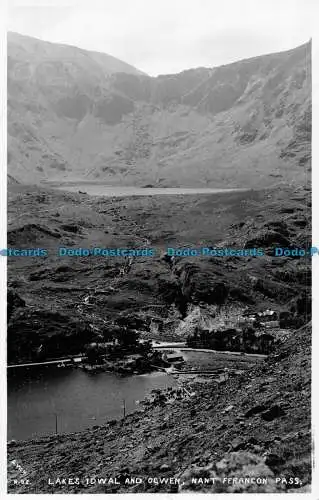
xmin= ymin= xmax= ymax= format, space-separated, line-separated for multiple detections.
xmin=152 ymin=342 xmax=267 ymax=359
xmin=7 ymin=355 xmax=83 ymax=369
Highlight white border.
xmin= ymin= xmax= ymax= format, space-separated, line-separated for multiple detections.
xmin=311 ymin=19 xmax=319 ymax=500
xmin=0 ymin=0 xmax=7 ymax=497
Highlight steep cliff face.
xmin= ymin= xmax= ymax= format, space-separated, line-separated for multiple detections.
xmin=8 ymin=34 xmax=311 ymax=187
xmin=174 ymin=305 xmax=216 ymax=337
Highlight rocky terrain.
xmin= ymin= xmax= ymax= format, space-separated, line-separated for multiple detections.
xmin=7 ymin=182 xmax=311 ymax=363
xmin=8 ymin=33 xmax=311 ymax=188
xmin=6 ymin=179 xmax=312 ymax=492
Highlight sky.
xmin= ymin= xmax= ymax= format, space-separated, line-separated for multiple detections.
xmin=6 ymin=0 xmax=318 ymax=75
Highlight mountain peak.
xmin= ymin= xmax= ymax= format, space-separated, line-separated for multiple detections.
xmin=7 ymin=31 xmax=146 ymax=76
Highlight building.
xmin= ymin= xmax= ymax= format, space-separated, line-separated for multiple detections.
xmin=260 ymin=320 xmax=280 ymax=328
xmin=257 ymin=309 xmax=278 ymax=321
xmin=237 ymin=315 xmax=257 ymax=327
xmin=72 ymin=357 xmax=83 ymax=363
xmin=162 ymin=353 xmax=185 ymax=368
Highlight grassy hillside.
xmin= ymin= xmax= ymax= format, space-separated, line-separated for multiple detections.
xmin=7 ymin=183 xmax=310 ymax=362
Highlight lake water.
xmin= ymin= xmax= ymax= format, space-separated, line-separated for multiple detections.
xmin=7 ymin=366 xmax=176 ymax=441
xmin=53 ymin=184 xmax=247 ymax=198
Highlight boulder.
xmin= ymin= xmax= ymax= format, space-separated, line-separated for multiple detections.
xmin=261 ymin=405 xmax=286 ymax=421
xmin=178 ymin=452 xmax=285 ymax=493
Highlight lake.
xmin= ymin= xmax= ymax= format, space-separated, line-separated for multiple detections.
xmin=7 ymin=366 xmax=176 ymax=441
xmin=52 ymin=183 xmax=247 ymax=198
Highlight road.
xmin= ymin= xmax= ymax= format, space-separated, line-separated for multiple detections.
xmin=7 ymin=342 xmax=267 ymax=369
xmin=152 ymin=342 xmax=267 ymax=359
xmin=7 ymin=355 xmax=84 ymax=369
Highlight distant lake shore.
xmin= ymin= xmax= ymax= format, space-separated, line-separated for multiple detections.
xmin=43 ymin=181 xmax=249 ymax=198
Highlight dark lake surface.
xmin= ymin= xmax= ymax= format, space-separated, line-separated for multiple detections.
xmin=8 ymin=366 xmax=176 ymax=441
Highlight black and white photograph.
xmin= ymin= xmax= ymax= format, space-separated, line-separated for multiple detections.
xmin=3 ymin=0 xmax=315 ymax=494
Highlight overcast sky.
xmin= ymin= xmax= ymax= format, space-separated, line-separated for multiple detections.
xmin=7 ymin=0 xmax=316 ymax=76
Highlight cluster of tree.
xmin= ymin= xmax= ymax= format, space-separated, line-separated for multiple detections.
xmin=8 ymin=287 xmax=159 ymax=365
xmin=7 ymin=307 xmax=96 ymax=363
xmin=186 ymin=326 xmax=274 ymax=354
xmin=84 ymin=317 xmax=154 ymax=364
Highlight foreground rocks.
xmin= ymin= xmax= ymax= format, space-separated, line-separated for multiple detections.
xmin=178 ymin=452 xmax=285 ymax=493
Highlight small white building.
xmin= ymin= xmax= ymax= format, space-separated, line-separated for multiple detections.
xmin=73 ymin=357 xmax=82 ymax=363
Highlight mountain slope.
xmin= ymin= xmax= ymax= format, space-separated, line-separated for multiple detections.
xmin=7 ymin=34 xmax=311 ymax=187
xmin=7 ymin=32 xmax=145 ymax=78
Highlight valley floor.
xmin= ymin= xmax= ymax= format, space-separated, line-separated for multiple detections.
xmin=7 ymin=182 xmax=312 ymax=493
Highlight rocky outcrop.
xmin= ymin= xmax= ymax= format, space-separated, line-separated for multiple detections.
xmin=8 ymin=223 xmax=60 ymax=245
xmin=7 ymin=308 xmax=95 ymax=363
xmin=178 ymin=452 xmax=285 ymax=492
xmin=8 ymin=33 xmax=310 ymax=188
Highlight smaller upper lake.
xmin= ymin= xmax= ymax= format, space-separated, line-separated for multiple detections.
xmin=50 ymin=183 xmax=248 ymax=198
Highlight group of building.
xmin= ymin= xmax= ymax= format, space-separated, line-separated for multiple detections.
xmin=186 ymin=307 xmax=286 ymax=354
xmin=237 ymin=308 xmax=280 ymax=329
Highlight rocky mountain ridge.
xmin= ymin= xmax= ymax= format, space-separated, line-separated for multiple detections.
xmin=8 ymin=33 xmax=311 ymax=187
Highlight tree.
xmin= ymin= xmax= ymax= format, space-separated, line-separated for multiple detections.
xmin=137 ymin=340 xmax=152 ymax=355
xmin=243 ymin=327 xmax=256 ymax=352
xmin=85 ymin=344 xmax=104 ymax=365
